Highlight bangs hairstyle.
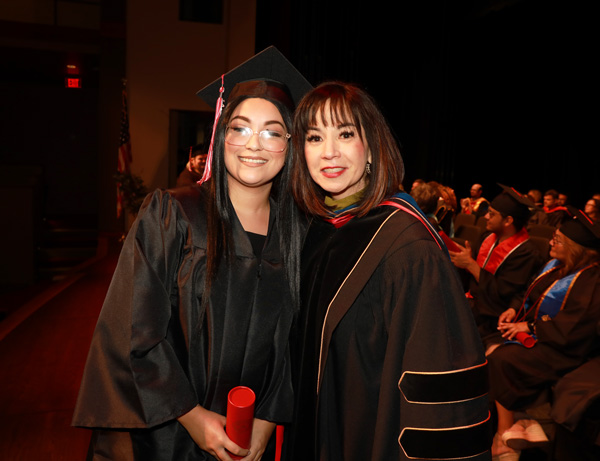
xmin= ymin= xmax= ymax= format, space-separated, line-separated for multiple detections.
xmin=291 ymin=81 xmax=405 ymax=218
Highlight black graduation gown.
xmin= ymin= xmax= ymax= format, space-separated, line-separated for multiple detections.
xmin=488 ymin=263 xmax=600 ymax=411
xmin=552 ymin=355 xmax=600 ymax=435
xmin=286 ymin=198 xmax=492 ymax=461
xmin=72 ymin=185 xmax=295 ymax=460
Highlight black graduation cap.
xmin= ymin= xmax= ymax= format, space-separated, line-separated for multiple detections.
xmin=560 ymin=209 xmax=600 ymax=249
xmin=195 ymin=46 xmax=311 ymax=184
xmin=490 ymin=184 xmax=535 ymax=219
xmin=196 ymin=46 xmax=312 ymax=111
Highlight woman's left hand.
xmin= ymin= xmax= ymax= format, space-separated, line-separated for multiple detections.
xmin=498 ymin=320 xmax=530 ymax=340
xmin=240 ymin=418 xmax=276 ymax=461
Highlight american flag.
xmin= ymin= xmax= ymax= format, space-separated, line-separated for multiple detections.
xmin=117 ymin=80 xmax=132 ymax=218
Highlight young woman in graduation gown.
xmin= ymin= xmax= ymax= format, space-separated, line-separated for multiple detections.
xmin=284 ymin=82 xmax=493 ymax=461
xmin=72 ymin=48 xmax=311 ymax=460
xmin=488 ymin=210 xmax=600 ymax=460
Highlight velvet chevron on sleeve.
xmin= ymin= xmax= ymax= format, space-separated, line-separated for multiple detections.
xmin=286 ymin=199 xmax=492 ymax=461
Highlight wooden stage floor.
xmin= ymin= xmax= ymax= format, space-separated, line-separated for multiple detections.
xmin=0 ymin=236 xmax=122 ymax=460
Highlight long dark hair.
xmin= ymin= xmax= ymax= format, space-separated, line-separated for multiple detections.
xmin=291 ymin=81 xmax=405 ymax=218
xmin=204 ymin=94 xmax=302 ymax=308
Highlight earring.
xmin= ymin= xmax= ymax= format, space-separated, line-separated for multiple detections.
xmin=366 ymin=162 xmax=372 ymax=175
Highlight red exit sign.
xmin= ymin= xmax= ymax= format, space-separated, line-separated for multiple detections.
xmin=65 ymin=77 xmax=82 ymax=88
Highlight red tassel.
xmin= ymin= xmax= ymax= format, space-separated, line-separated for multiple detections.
xmin=199 ymin=74 xmax=225 ymax=184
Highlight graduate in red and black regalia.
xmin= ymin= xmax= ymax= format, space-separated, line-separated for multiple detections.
xmin=284 ymin=81 xmax=492 ymax=461
xmin=543 ymin=189 xmax=571 ymax=228
xmin=449 ymin=185 xmax=546 ymax=354
xmin=72 ymin=47 xmax=312 ymax=461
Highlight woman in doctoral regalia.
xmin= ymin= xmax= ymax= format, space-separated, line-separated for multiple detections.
xmin=284 ymin=81 xmax=492 ymax=461
xmin=72 ymin=47 xmax=311 ymax=461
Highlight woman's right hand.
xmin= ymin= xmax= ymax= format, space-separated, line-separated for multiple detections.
xmin=177 ymin=405 xmax=249 ymax=461
xmin=498 ymin=321 xmax=530 ymax=341
xmin=498 ymin=308 xmax=516 ymax=325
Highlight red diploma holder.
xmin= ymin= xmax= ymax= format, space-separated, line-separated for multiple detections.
xmin=226 ymin=386 xmax=255 ymax=459
xmin=515 ymin=331 xmax=536 ymax=348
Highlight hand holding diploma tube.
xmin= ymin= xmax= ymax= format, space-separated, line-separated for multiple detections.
xmin=514 ymin=331 xmax=535 ymax=348
xmin=226 ymin=386 xmax=255 ymax=459
xmin=498 ymin=317 xmax=536 ymax=348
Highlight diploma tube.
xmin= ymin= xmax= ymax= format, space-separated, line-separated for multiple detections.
xmin=515 ymin=331 xmax=536 ymax=348
xmin=226 ymin=386 xmax=255 ymax=459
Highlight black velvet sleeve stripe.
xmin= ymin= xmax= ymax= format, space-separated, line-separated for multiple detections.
xmin=399 ymin=415 xmax=492 ymax=459
xmin=399 ymin=362 xmax=488 ymax=404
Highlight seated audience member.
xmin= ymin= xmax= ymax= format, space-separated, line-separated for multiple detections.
xmin=410 ymin=182 xmax=440 ymax=226
xmin=584 ymin=198 xmax=600 ymax=222
xmin=526 ymin=189 xmax=549 ymax=227
xmin=449 ymin=185 xmax=545 ymax=353
xmin=527 ymin=189 xmax=543 ymax=208
xmin=487 ymin=209 xmax=600 ymax=460
xmin=557 ymin=192 xmax=569 ymax=207
xmin=430 ymin=181 xmax=457 ymax=237
xmin=411 ymin=182 xmax=459 ymax=250
xmin=460 ymin=183 xmax=489 ymax=218
xmin=410 ymin=178 xmax=425 ymax=192
xmin=527 ymin=209 xmax=549 ymax=228
xmin=176 ymin=144 xmax=207 ymax=187
xmin=543 ymin=189 xmax=570 ymax=227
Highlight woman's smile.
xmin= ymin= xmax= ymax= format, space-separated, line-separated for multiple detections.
xmin=321 ymin=166 xmax=346 ymax=177
xmin=239 ymin=155 xmax=268 ymax=165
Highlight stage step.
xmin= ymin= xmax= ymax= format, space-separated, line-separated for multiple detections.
xmin=36 ymin=215 xmax=99 ymax=281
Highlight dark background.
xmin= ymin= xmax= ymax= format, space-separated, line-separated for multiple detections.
xmin=260 ymin=0 xmax=596 ymax=205
xmin=0 ymin=0 xmax=596 ymax=286
xmin=1 ymin=0 xmax=596 ymax=213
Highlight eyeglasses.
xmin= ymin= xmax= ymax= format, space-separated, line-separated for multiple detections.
xmin=225 ymin=125 xmax=291 ymax=153
xmin=550 ymin=233 xmax=565 ymax=246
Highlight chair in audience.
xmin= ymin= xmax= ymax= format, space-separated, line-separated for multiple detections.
xmin=454 ymin=213 xmax=476 ymax=229
xmin=476 ymin=215 xmax=488 ymax=229
xmin=528 ymin=236 xmax=550 ymax=262
xmin=453 ymin=224 xmax=484 ymax=253
xmin=529 ymin=224 xmax=556 ymax=240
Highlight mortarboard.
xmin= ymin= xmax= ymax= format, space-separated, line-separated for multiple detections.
xmin=560 ymin=209 xmax=600 ymax=250
xmin=196 ymin=46 xmax=312 ymax=110
xmin=490 ymin=184 xmax=535 ymax=219
xmin=195 ymin=46 xmax=312 ymax=183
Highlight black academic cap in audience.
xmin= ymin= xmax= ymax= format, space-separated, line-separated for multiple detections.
xmin=196 ymin=46 xmax=312 ymax=111
xmin=560 ymin=209 xmax=600 ymax=250
xmin=490 ymin=184 xmax=535 ymax=219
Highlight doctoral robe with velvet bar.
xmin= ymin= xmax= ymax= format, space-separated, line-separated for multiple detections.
xmin=285 ymin=196 xmax=493 ymax=461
